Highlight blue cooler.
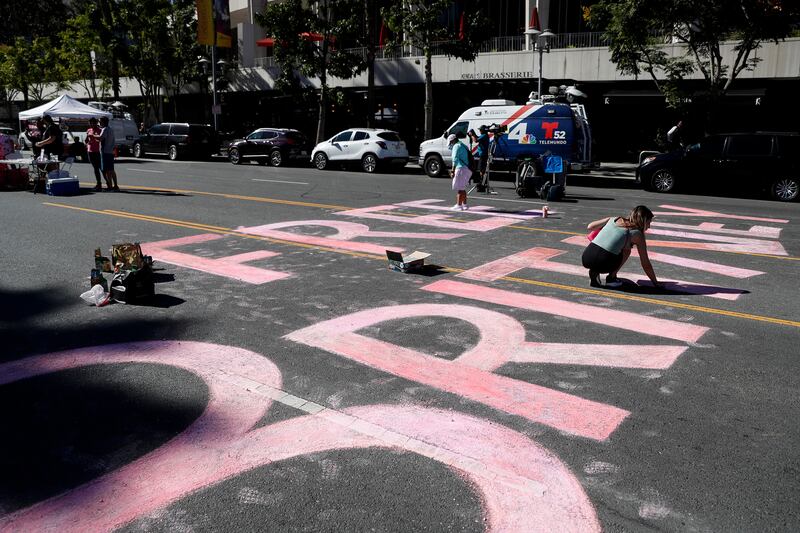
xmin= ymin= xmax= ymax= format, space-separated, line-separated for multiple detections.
xmin=47 ymin=176 xmax=80 ymax=196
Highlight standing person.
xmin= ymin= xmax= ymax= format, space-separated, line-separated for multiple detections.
xmin=25 ymin=119 xmax=45 ymax=157
xmin=36 ymin=115 xmax=64 ymax=160
xmin=86 ymin=118 xmax=108 ymax=191
xmin=98 ymin=116 xmax=119 ymax=191
xmin=582 ymin=205 xmax=661 ymax=289
xmin=474 ymin=125 xmax=489 ymax=185
xmin=448 ymin=134 xmax=471 ymax=210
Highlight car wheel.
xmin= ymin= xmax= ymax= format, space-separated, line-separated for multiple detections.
xmin=313 ymin=151 xmax=328 ymax=170
xmin=361 ymin=153 xmax=378 ymax=173
xmin=168 ymin=145 xmax=179 ymax=161
xmin=133 ymin=143 xmax=143 ymax=158
xmin=772 ymin=177 xmax=799 ymax=202
xmin=229 ymin=148 xmax=242 ymax=165
xmin=269 ymin=149 xmax=283 ymax=167
xmin=650 ymin=169 xmax=676 ymax=193
xmin=424 ymin=155 xmax=444 ymax=178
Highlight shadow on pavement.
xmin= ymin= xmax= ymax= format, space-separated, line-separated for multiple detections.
xmin=608 ymin=278 xmax=750 ymax=297
xmin=0 ymin=359 xmax=208 ymax=513
xmin=405 ymin=264 xmax=449 ymax=277
xmin=114 ymin=189 xmax=190 ymax=196
xmin=0 ymin=283 xmax=203 ymax=512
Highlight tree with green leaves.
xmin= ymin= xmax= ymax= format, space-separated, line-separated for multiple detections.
xmin=58 ymin=13 xmax=112 ymax=100
xmin=0 ymin=47 xmax=21 ymax=120
xmin=161 ymin=0 xmax=202 ymax=121
xmin=257 ymin=0 xmax=367 ymax=143
xmin=382 ymin=1 xmax=489 ymax=139
xmin=116 ymin=0 xmax=170 ymax=124
xmin=0 ymin=37 xmax=67 ymax=108
xmin=588 ymin=0 xmax=800 ymax=123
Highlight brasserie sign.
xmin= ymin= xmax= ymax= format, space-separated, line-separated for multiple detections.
xmin=460 ymin=71 xmax=535 ymax=80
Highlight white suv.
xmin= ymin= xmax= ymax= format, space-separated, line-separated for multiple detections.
xmin=311 ymin=128 xmax=408 ymax=173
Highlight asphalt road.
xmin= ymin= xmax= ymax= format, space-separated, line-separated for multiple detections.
xmin=1 ymin=157 xmax=798 ymax=532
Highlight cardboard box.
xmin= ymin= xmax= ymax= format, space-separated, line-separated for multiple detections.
xmin=386 ymin=250 xmax=430 ymax=272
xmin=46 ymin=177 xmax=79 ymax=196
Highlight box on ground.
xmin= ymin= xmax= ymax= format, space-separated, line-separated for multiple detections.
xmin=47 ymin=177 xmax=79 ymax=196
xmin=386 ymin=250 xmax=431 ymax=272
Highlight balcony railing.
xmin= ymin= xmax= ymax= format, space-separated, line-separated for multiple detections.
xmin=248 ymin=32 xmax=615 ymax=68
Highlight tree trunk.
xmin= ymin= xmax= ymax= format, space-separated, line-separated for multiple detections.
xmin=317 ymin=75 xmax=327 ymax=144
xmin=423 ymin=49 xmax=433 ymax=139
xmin=365 ymin=0 xmax=375 ymax=128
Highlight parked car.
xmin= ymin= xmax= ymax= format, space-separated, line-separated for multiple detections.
xmin=228 ymin=128 xmax=311 ymax=166
xmin=133 ymin=123 xmax=217 ymax=160
xmin=311 ymin=128 xmax=408 ymax=173
xmin=636 ymin=132 xmax=800 ymax=202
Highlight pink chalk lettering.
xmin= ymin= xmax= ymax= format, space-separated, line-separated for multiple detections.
xmin=397 ymin=199 xmax=547 ymax=219
xmin=645 ymin=228 xmax=787 ymax=255
xmin=287 ymin=303 xmax=696 ymax=440
xmin=561 ymin=232 xmax=785 ymax=257
xmin=237 ymin=219 xmax=464 ymax=255
xmin=653 ymin=205 xmax=789 ymax=224
xmin=335 ymin=204 xmax=517 ymax=232
xmin=653 ymin=221 xmax=783 ymax=239
xmin=287 ymin=306 xmax=629 ymax=440
xmin=422 ymin=280 xmax=708 ymax=343
xmin=560 ymin=236 xmax=765 ymax=279
xmin=141 ymin=234 xmax=290 ymax=284
xmin=457 ymin=247 xmax=749 ymax=299
xmin=641 ymin=251 xmax=763 ymax=279
xmin=0 ymin=343 xmax=600 ymax=532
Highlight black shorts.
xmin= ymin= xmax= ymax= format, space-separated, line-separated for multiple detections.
xmin=581 ymin=242 xmax=624 ymax=273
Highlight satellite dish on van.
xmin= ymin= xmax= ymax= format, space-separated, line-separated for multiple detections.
xmin=565 ymin=86 xmax=588 ymax=99
xmin=110 ymin=101 xmax=127 ymax=109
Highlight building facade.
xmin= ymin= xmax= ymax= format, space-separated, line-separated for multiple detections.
xmin=221 ymin=0 xmax=798 ymax=161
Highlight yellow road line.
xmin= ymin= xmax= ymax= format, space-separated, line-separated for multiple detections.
xmin=81 ymin=182 xmax=799 ymax=261
xmin=44 ymin=202 xmax=800 ymax=328
xmin=85 ymin=183 xmax=351 ymax=210
xmin=45 ymin=203 xmax=380 ymax=260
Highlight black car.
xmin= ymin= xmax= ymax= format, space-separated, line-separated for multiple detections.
xmin=227 ymin=128 xmax=311 ymax=166
xmin=133 ymin=123 xmax=217 ymax=161
xmin=636 ymin=132 xmax=800 ymax=202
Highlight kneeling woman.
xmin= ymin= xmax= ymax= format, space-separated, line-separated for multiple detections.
xmin=582 ymin=205 xmax=661 ymax=288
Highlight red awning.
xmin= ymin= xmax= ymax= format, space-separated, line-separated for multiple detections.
xmin=529 ymin=7 xmax=541 ymax=32
xmin=257 ymin=33 xmax=333 ymax=47
xmin=300 ymin=32 xmax=324 ymax=42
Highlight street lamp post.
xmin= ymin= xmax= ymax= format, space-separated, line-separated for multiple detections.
xmin=198 ymin=55 xmax=225 ymax=130
xmin=198 ymin=56 xmax=212 ymax=124
xmin=524 ymin=27 xmax=554 ymax=102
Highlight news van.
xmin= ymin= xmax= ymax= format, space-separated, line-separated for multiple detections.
xmin=418 ymin=98 xmax=593 ymax=178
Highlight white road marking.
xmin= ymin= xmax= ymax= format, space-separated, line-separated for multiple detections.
xmin=252 ymin=178 xmax=309 ymax=185
xmin=125 ymin=168 xmax=165 ymax=174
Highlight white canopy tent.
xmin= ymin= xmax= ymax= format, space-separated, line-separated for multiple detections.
xmin=19 ymin=95 xmax=112 ymax=121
